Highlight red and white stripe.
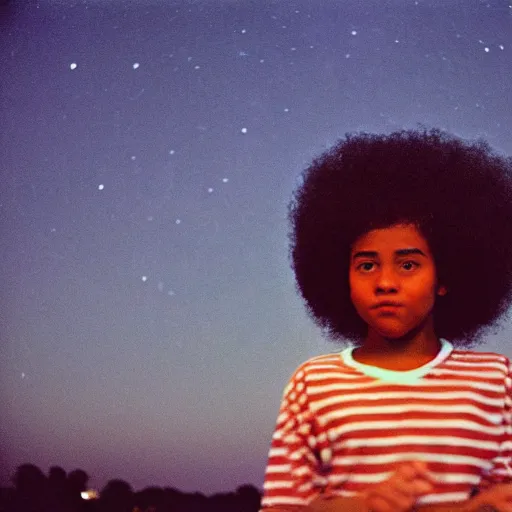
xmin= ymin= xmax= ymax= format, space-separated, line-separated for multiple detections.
xmin=260 ymin=349 xmax=512 ymax=509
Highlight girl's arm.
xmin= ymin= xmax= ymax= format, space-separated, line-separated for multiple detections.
xmin=416 ymin=502 xmax=482 ymax=512
xmin=262 ymin=497 xmax=489 ymax=512
xmin=308 ymin=495 xmax=367 ymax=511
xmin=261 ymin=495 xmax=368 ymax=512
xmin=417 ymin=483 xmax=512 ymax=512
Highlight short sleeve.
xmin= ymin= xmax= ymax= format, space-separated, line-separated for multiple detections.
xmin=259 ymin=365 xmax=332 ymax=510
xmin=479 ymin=359 xmax=512 ymax=489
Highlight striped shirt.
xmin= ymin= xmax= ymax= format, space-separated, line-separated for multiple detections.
xmin=260 ymin=338 xmax=512 ymax=509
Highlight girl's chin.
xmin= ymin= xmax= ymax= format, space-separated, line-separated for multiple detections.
xmin=369 ymin=323 xmax=414 ymax=340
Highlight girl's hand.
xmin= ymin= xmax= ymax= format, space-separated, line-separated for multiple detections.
xmin=471 ymin=483 xmax=512 ymax=512
xmin=361 ymin=461 xmax=435 ymax=512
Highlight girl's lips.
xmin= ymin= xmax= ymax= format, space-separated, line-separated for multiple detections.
xmin=374 ymin=305 xmax=402 ymax=313
xmin=372 ymin=302 xmax=404 ymax=308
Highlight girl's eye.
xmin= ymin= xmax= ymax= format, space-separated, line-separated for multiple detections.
xmin=357 ymin=261 xmax=419 ymax=272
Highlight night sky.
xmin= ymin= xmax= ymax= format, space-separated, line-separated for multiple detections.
xmin=1 ymin=0 xmax=512 ymax=495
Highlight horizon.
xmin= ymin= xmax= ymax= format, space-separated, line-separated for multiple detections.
xmin=0 ymin=461 xmax=264 ymax=495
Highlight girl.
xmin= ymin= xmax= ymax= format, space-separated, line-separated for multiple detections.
xmin=260 ymin=129 xmax=512 ymax=512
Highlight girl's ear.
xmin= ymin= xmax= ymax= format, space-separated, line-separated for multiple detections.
xmin=437 ymin=284 xmax=448 ymax=296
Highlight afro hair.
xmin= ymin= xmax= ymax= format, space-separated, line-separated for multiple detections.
xmin=287 ymin=128 xmax=512 ymax=348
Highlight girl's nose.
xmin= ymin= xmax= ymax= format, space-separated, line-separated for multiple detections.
xmin=375 ymin=268 xmax=400 ymax=290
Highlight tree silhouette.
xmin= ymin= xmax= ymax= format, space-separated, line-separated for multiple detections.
xmin=236 ymin=484 xmax=261 ymax=510
xmin=1 ymin=463 xmax=262 ymax=512
xmin=209 ymin=491 xmax=238 ymax=512
xmin=10 ymin=463 xmax=47 ymax=512
xmin=133 ymin=487 xmax=165 ymax=511
xmin=46 ymin=466 xmax=68 ymax=512
xmin=67 ymin=469 xmax=89 ymax=512
xmin=98 ymin=479 xmax=133 ymax=512
xmin=182 ymin=491 xmax=209 ymax=512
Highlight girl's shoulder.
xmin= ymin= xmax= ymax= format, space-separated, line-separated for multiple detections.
xmin=449 ymin=347 xmax=509 ymax=362
xmin=448 ymin=347 xmax=511 ymax=373
xmin=287 ymin=351 xmax=345 ymax=380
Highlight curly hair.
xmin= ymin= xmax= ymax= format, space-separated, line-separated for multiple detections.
xmin=287 ymin=128 xmax=512 ymax=348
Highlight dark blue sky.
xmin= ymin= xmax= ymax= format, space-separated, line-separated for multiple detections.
xmin=1 ymin=0 xmax=511 ymax=495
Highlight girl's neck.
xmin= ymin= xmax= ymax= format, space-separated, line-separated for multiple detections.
xmin=352 ymin=327 xmax=442 ymax=371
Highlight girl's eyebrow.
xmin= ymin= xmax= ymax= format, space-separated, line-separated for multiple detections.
xmin=352 ymin=248 xmax=427 ymax=261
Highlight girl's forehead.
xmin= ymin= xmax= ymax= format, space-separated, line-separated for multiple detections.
xmin=350 ymin=223 xmax=430 ymax=252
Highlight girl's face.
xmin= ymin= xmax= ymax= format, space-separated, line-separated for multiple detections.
xmin=348 ymin=223 xmax=448 ymax=340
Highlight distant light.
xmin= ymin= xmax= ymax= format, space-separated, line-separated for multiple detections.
xmin=175 ymin=219 xmax=181 ymax=224
xmin=133 ymin=62 xmax=140 ymax=69
xmin=98 ymin=184 xmax=104 ymax=190
xmin=484 ymin=47 xmax=490 ymax=52
xmin=351 ymin=30 xmax=357 ymax=35
xmin=222 ymin=178 xmax=229 ymax=183
xmin=241 ymin=127 xmax=248 ymax=134
xmin=169 ymin=149 xmax=175 ymax=155
xmin=81 ymin=490 xmax=99 ymax=500
xmin=142 ymin=276 xmax=147 ymax=282
xmin=70 ymin=63 xmax=77 ymax=70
